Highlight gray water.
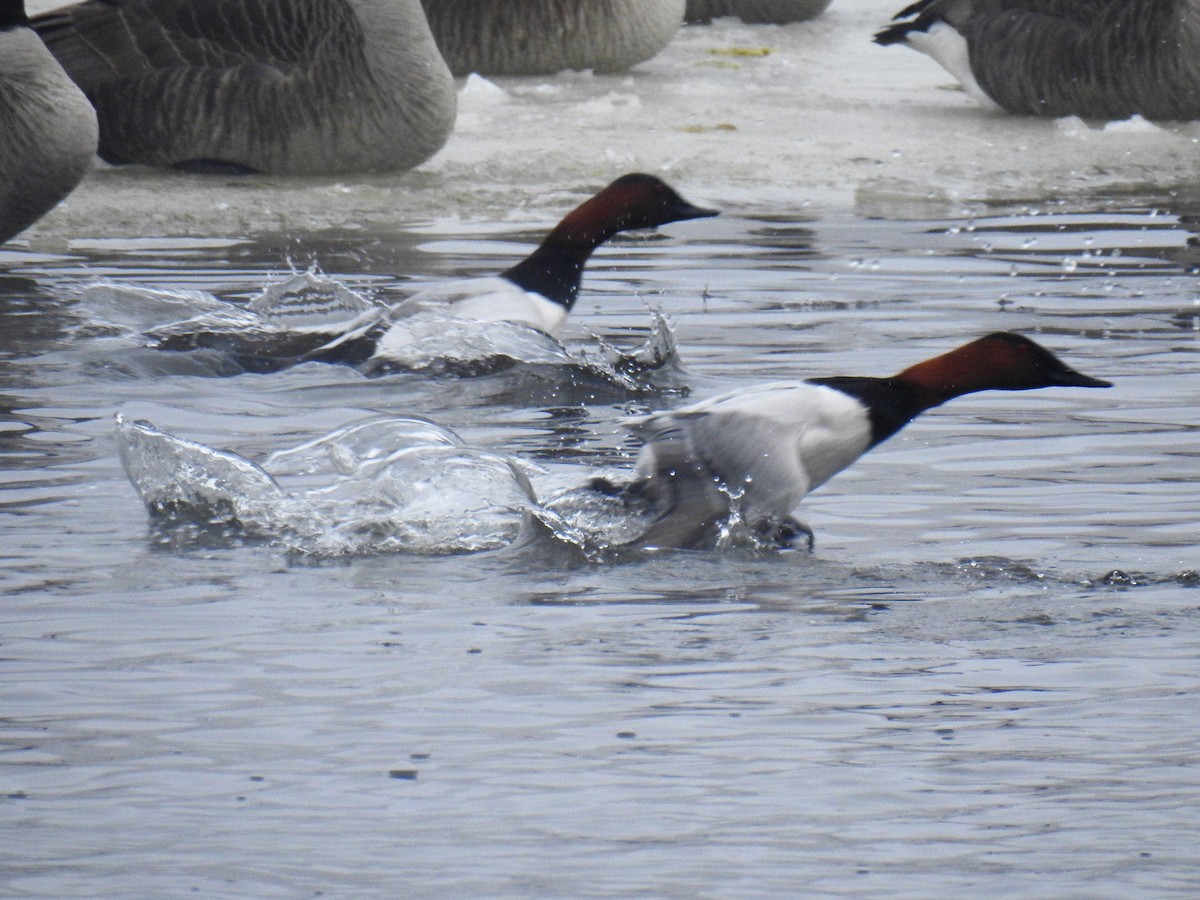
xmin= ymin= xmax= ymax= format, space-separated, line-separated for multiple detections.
xmin=2 ymin=197 xmax=1199 ymax=896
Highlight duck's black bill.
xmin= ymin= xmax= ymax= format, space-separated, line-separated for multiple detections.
xmin=676 ymin=203 xmax=720 ymax=221
xmin=1056 ymin=369 xmax=1113 ymax=388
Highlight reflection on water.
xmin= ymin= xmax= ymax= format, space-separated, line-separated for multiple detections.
xmin=1 ymin=201 xmax=1198 ymax=896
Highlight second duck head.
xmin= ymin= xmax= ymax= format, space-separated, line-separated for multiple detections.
xmin=501 ymin=173 xmax=717 ymax=312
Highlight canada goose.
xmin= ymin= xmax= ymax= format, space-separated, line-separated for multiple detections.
xmin=1 ymin=0 xmax=97 ymax=244
xmin=875 ymin=0 xmax=1200 ymax=120
xmin=685 ymin=0 xmax=832 ymax=24
xmin=419 ymin=0 xmax=685 ymax=76
xmin=31 ymin=0 xmax=457 ymax=175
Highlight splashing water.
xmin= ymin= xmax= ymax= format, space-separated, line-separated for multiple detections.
xmin=74 ymin=271 xmax=682 ymax=390
xmin=116 ymin=414 xmax=542 ymax=556
xmin=115 ymin=409 xmax=794 ymax=560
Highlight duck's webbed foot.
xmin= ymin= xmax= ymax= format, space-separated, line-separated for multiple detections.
xmin=763 ymin=516 xmax=815 ymax=551
xmin=586 ymin=475 xmax=652 ymax=508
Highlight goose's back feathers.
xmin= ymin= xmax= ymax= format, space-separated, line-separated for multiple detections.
xmin=878 ymin=0 xmax=1200 ymax=120
xmin=31 ymin=0 xmax=456 ymax=174
xmin=1 ymin=14 xmax=98 ymax=243
xmin=419 ymin=0 xmax=685 ymax=76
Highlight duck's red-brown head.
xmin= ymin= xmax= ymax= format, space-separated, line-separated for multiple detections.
xmin=551 ymin=173 xmax=718 ymax=245
xmin=897 ymin=332 xmax=1111 ymax=403
xmin=502 ymin=174 xmax=717 ymax=310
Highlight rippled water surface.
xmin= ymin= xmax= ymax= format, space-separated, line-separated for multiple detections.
xmin=3 ymin=199 xmax=1199 ymax=896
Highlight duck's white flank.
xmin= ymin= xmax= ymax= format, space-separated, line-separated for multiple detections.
xmin=629 ymin=381 xmax=875 ymax=524
xmin=402 ymin=277 xmax=570 ymax=334
xmin=369 ymin=277 xmax=569 ymax=360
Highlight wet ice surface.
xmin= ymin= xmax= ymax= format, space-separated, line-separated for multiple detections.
xmin=4 ymin=1 xmax=1200 ymax=894
xmin=4 ymin=203 xmax=1199 ymax=896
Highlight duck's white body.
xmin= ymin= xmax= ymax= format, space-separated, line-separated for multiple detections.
xmin=367 ymin=276 xmax=569 ymax=361
xmin=32 ymin=0 xmax=456 ymax=174
xmin=628 ymin=381 xmax=873 ymax=533
xmin=0 ymin=22 xmax=98 ymax=243
xmin=399 ymin=277 xmax=569 ymax=335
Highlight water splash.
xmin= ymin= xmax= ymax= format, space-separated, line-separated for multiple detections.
xmin=535 ymin=473 xmax=802 ymax=560
xmin=115 ymin=409 xmax=793 ymax=560
xmin=142 ymin=271 xmax=386 ymax=367
xmin=75 ymin=270 xmax=682 ymax=391
xmin=354 ymin=310 xmax=579 ymax=374
xmin=264 ymin=416 xmax=465 ymax=478
xmin=246 ymin=270 xmax=377 ymax=326
xmin=74 ymin=282 xmax=233 ymax=334
xmin=116 ymin=414 xmax=540 ymax=556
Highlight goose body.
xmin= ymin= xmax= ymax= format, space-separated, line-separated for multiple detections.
xmin=613 ymin=333 xmax=1111 ymax=549
xmin=875 ymin=0 xmax=1200 ymax=120
xmin=310 ymin=173 xmax=717 ymax=366
xmin=419 ymin=0 xmax=685 ymax=76
xmin=31 ymin=0 xmax=456 ymax=174
xmin=1 ymin=0 xmax=98 ymax=244
xmin=685 ymin=0 xmax=832 ymax=24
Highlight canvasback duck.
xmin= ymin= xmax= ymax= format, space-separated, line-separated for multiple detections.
xmin=602 ymin=332 xmax=1110 ymax=550
xmin=1 ymin=0 xmax=97 ymax=244
xmin=308 ymin=173 xmax=717 ymax=366
xmin=30 ymin=0 xmax=456 ymax=175
xmin=875 ymin=0 xmax=1200 ymax=120
xmin=419 ymin=0 xmax=685 ymax=76
xmin=685 ymin=0 xmax=832 ymax=25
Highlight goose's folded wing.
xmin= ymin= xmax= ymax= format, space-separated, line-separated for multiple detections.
xmin=33 ymin=0 xmax=360 ymax=77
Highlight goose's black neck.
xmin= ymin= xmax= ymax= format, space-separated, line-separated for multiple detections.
xmin=1 ymin=0 xmax=29 ymax=30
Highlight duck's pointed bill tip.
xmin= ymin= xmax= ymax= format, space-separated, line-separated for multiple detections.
xmin=1061 ymin=372 xmax=1113 ymax=388
xmin=678 ymin=204 xmax=720 ymax=221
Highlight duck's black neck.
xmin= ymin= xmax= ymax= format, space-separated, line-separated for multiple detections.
xmin=500 ymin=234 xmax=609 ymax=311
xmin=810 ymin=375 xmax=948 ymax=448
xmin=499 ymin=188 xmax=638 ymax=310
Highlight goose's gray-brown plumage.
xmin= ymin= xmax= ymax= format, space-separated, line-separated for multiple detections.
xmin=685 ymin=0 xmax=832 ymax=24
xmin=1 ymin=0 xmax=97 ymax=244
xmin=419 ymin=0 xmax=685 ymax=76
xmin=31 ymin=0 xmax=456 ymax=175
xmin=875 ymin=0 xmax=1200 ymax=120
